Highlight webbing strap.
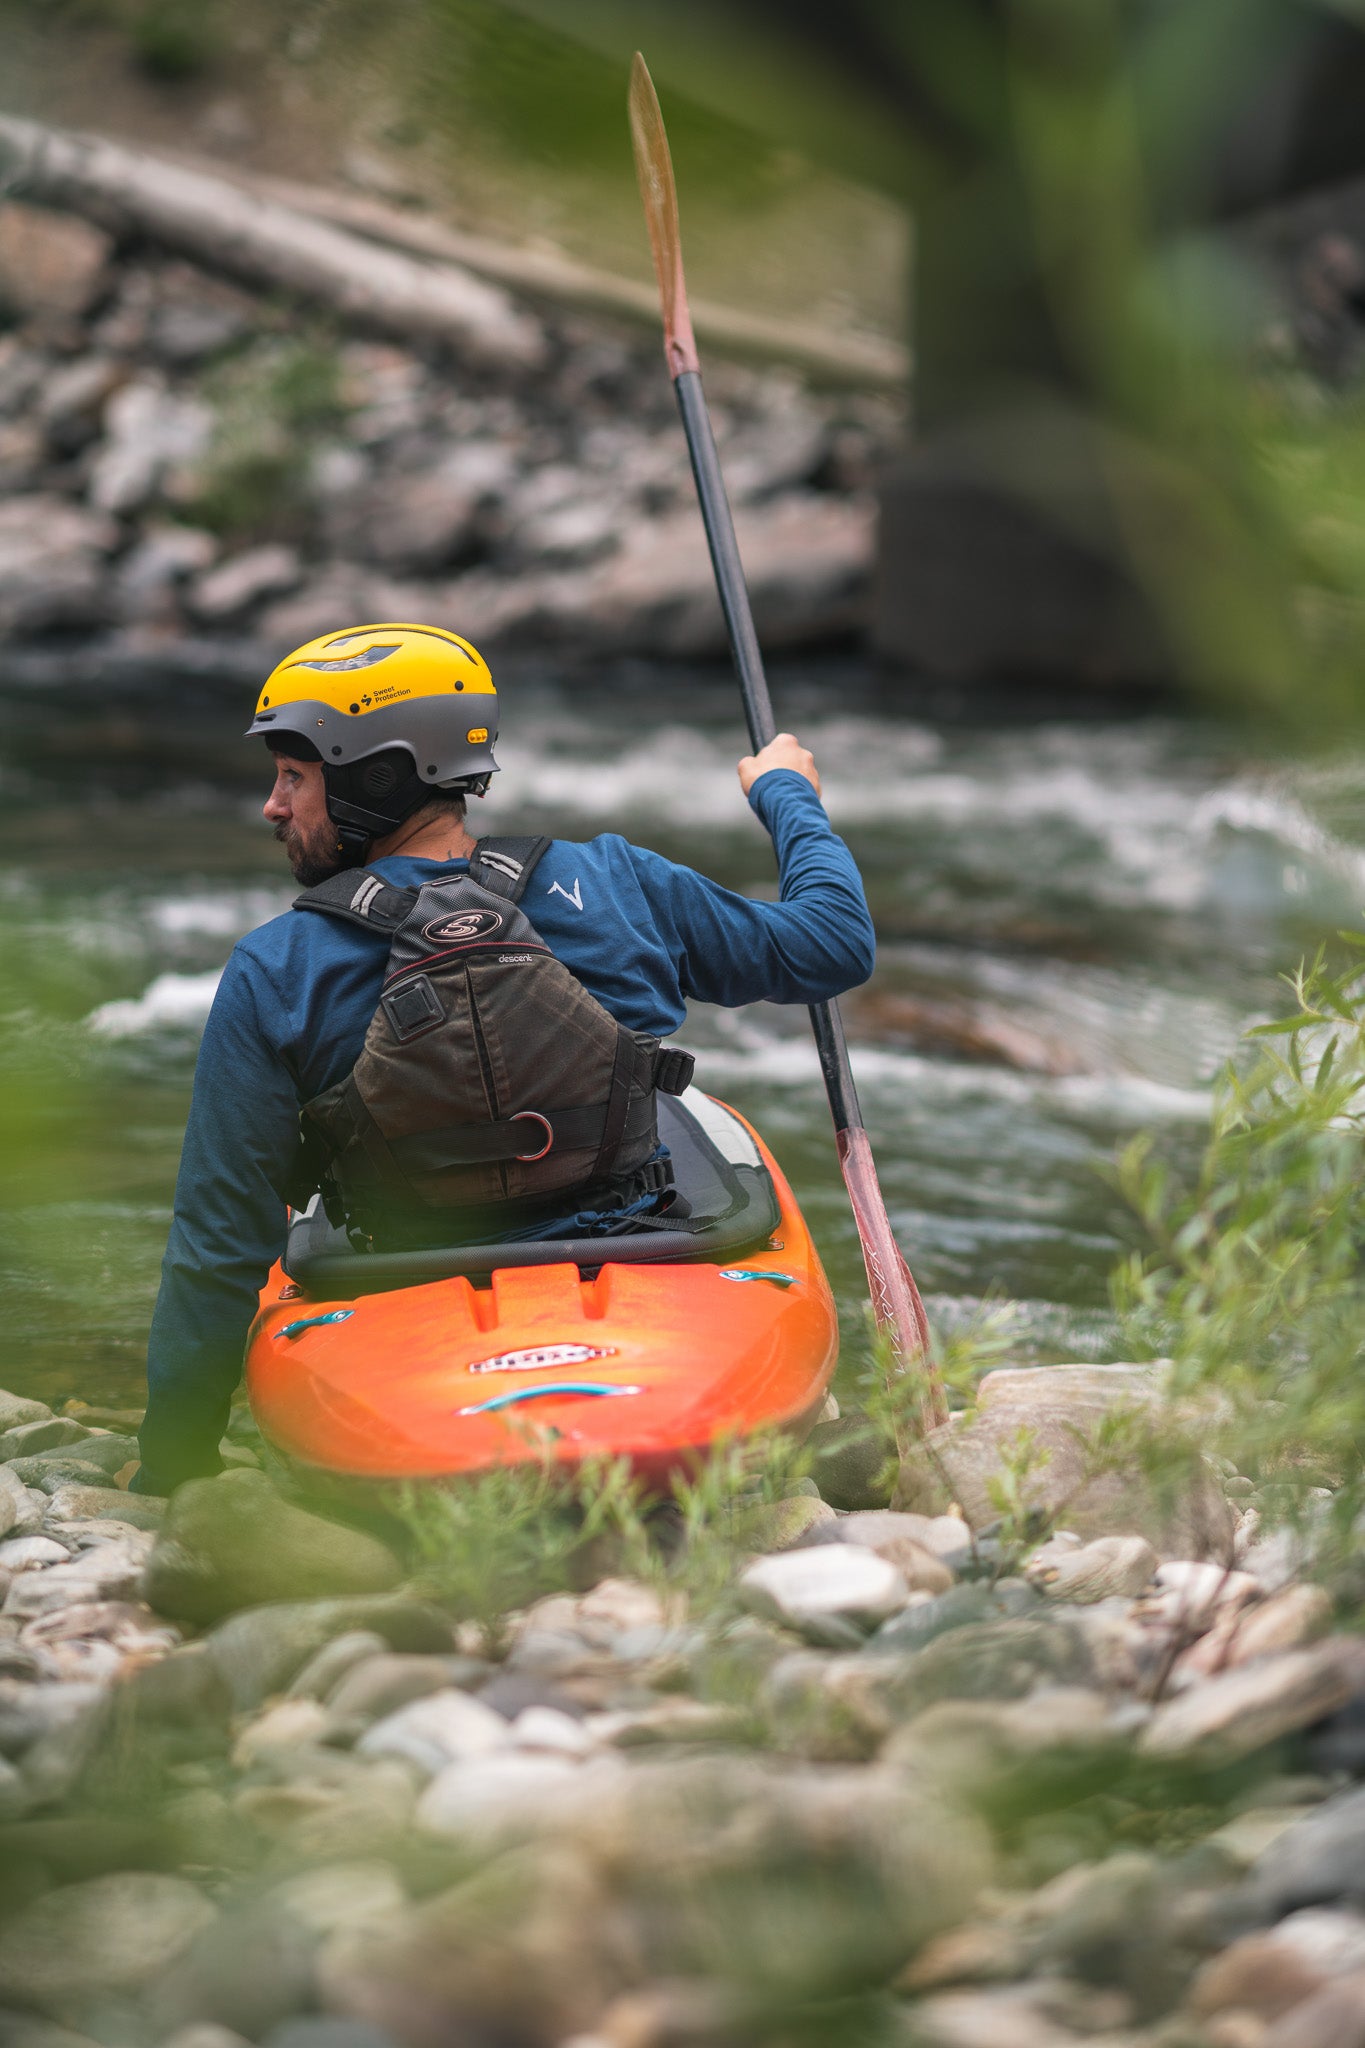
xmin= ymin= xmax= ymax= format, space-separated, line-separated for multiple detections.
xmin=389 ymin=1094 xmax=655 ymax=1172
xmin=592 ymin=1029 xmax=639 ymax=1184
xmin=469 ymin=836 xmax=552 ymax=904
xmin=293 ymin=870 xmax=417 ymax=931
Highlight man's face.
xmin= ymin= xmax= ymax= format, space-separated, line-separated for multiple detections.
xmin=263 ymin=752 xmax=343 ymax=887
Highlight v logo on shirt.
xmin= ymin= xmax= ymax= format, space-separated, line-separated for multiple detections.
xmin=547 ymin=877 xmax=584 ymax=911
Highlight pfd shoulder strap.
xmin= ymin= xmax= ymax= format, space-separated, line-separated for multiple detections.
xmin=468 ymin=835 xmax=552 ymax=904
xmin=292 ymin=870 xmax=419 ymax=932
xmin=293 ymin=837 xmax=550 ymax=927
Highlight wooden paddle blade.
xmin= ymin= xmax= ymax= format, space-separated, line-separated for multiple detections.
xmin=837 ymin=1125 xmax=947 ymax=1432
xmin=628 ymin=52 xmax=701 ymax=379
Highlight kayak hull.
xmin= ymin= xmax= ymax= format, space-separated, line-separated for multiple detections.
xmin=246 ymin=1102 xmax=839 ymax=1486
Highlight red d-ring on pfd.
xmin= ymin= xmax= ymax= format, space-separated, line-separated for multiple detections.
xmin=511 ymin=1110 xmax=554 ymax=1161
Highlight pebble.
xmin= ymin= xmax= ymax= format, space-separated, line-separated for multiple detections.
xmin=1263 ymin=1970 xmax=1365 ymax=2047
xmin=231 ymin=1697 xmax=335 ymax=1767
xmin=356 ymin=1688 xmax=509 ymax=1775
xmin=737 ymin=1545 xmax=910 ymax=1643
xmin=0 ymin=1389 xmax=55 ymax=1432
xmin=0 ymin=1417 xmax=90 ymax=1460
xmin=1191 ymin=1931 xmax=1331 ymax=2019
xmin=203 ymin=1597 xmax=455 ymax=1711
xmin=1237 ymin=1787 xmax=1365 ymax=1924
xmin=1139 ymin=1649 xmax=1352 ymax=1766
xmin=508 ymin=1705 xmax=597 ymax=1757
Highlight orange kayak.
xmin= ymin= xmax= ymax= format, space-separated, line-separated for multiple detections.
xmin=246 ymin=1092 xmax=839 ymax=1485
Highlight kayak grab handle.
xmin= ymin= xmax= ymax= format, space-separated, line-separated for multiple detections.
xmin=719 ymin=1269 xmax=797 ymax=1289
xmin=458 ymin=1381 xmax=643 ymax=1417
xmin=274 ymin=1309 xmax=355 ymax=1340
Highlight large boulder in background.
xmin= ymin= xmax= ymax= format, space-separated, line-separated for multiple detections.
xmin=0 ymin=494 xmax=117 ymax=635
xmin=895 ymin=1363 xmax=1236 ymax=1558
xmin=140 ymin=1469 xmax=403 ymax=1624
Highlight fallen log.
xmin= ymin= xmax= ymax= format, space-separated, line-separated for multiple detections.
xmin=0 ymin=114 xmax=546 ymax=372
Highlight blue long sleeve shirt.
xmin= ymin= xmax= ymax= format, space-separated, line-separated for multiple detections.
xmin=138 ymin=769 xmax=874 ymax=1490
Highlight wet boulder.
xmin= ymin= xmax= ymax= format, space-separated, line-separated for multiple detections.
xmin=139 ymin=1470 xmax=403 ymax=1625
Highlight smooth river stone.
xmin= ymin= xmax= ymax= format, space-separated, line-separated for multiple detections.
xmin=356 ymin=1688 xmax=509 ymax=1776
xmin=1237 ymin=1786 xmax=1365 ymax=1924
xmin=0 ymin=1416 xmax=89 ymax=1461
xmin=1140 ymin=1649 xmax=1351 ymax=1766
xmin=1027 ymin=1534 xmax=1159 ymax=1604
xmin=0 ymin=1871 xmax=216 ymax=2018
xmin=0 ymin=1389 xmax=54 ymax=1433
xmin=0 ymin=1465 xmax=41 ymax=1540
xmin=738 ymin=1546 xmax=910 ymax=1643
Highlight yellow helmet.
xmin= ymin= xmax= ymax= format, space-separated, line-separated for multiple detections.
xmin=246 ymin=623 xmax=499 ymax=862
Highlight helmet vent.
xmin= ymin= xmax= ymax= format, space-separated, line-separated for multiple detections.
xmin=292 ymin=646 xmax=400 ymax=674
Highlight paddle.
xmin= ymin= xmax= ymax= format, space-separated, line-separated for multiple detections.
xmin=628 ymin=54 xmax=946 ymax=1436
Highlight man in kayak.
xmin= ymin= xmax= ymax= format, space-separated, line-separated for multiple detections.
xmin=136 ymin=622 xmax=875 ymax=1494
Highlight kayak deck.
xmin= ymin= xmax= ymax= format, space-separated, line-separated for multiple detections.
xmin=246 ymin=1097 xmax=839 ymax=1484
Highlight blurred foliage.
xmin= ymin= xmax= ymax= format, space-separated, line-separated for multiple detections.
xmin=1115 ymin=941 xmax=1365 ymax=1573
xmin=184 ymin=337 xmax=346 ymax=542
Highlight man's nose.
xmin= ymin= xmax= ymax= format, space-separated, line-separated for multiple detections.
xmin=263 ymin=780 xmax=289 ymax=821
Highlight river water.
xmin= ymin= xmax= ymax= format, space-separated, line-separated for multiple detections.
xmin=4 ymin=659 xmax=1364 ymax=1414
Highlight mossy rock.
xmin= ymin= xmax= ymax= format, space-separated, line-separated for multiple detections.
xmin=139 ymin=1468 xmax=404 ymax=1625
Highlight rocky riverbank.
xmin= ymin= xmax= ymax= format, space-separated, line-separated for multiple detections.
xmin=1 ymin=1364 xmax=1363 ymax=2048
xmin=0 ymin=173 xmax=895 ymax=681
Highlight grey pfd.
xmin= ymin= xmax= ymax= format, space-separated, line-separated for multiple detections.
xmin=289 ymin=837 xmax=694 ymax=1246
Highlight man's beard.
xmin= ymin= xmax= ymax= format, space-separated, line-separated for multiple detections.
xmin=274 ymin=819 xmax=348 ymax=888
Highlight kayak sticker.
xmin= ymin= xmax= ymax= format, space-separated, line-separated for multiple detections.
xmin=275 ymin=1309 xmax=355 ymax=1340
xmin=458 ymin=1382 xmax=642 ymax=1416
xmin=719 ymin=1269 xmax=798 ymax=1289
xmin=467 ymin=1342 xmax=618 ymax=1375
xmin=422 ymin=907 xmax=504 ymax=943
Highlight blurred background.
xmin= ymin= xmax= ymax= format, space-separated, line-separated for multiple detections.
xmin=6 ymin=0 xmax=1365 ymax=1411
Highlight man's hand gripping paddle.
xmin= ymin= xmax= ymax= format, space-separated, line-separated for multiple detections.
xmin=628 ymin=53 xmax=946 ymax=1436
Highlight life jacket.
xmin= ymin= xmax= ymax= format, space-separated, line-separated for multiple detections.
xmin=290 ymin=836 xmax=695 ymax=1247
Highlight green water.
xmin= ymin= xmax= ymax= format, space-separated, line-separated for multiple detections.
xmin=3 ymin=658 xmax=1360 ymax=1413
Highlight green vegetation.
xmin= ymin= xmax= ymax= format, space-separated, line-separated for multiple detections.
xmin=1115 ymin=941 xmax=1365 ymax=1573
xmin=183 ymin=336 xmax=348 ymax=544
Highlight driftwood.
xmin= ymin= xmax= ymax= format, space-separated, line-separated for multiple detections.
xmin=245 ymin=165 xmax=910 ymax=391
xmin=0 ymin=114 xmax=546 ymax=371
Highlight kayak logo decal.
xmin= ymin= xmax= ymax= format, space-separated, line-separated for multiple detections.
xmin=467 ymin=1342 xmax=618 ymax=1375
xmin=422 ymin=907 xmax=504 ymax=943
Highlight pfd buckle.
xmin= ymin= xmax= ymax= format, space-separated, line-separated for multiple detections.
xmin=653 ymin=1047 xmax=696 ymax=1096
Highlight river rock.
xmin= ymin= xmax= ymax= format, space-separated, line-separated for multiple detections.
xmin=803 ymin=1414 xmax=894 ymax=1510
xmin=317 ymin=1841 xmax=622 ymax=2047
xmin=140 ymin=1470 xmax=404 ymax=1624
xmin=12 ymin=1459 xmax=116 ymax=1494
xmin=0 ymin=1678 xmax=104 ymax=1757
xmin=0 ymin=495 xmax=118 ymax=635
xmin=88 ymin=376 xmax=214 ymax=513
xmin=1139 ymin=1648 xmax=1351 ymax=1767
xmin=836 ymin=1509 xmax=975 ymax=1568
xmin=262 ymin=2021 xmax=401 ymax=2048
xmin=1235 ymin=1787 xmax=1365 ymax=1926
xmin=871 ymin=1581 xmax=1000 ymax=1652
xmin=0 ymin=1391 xmax=54 ymax=1433
xmin=0 ymin=201 xmax=113 ymax=320
xmin=0 ymin=1468 xmax=42 ymax=1541
xmin=356 ymin=1688 xmax=509 ymax=1775
xmin=189 ymin=544 xmax=302 ymax=623
xmin=1025 ymin=1533 xmax=1158 ymax=1603
xmin=121 ymin=1640 xmax=233 ymax=1734
xmin=414 ymin=1750 xmax=584 ymax=1840
xmin=744 ymin=1495 xmax=838 ymax=1551
xmin=3 ymin=1533 xmax=153 ymax=1618
xmin=205 ymin=1596 xmax=454 ymax=1711
xmin=286 ymin=1631 xmax=390 ymax=1702
xmin=231 ymin=1697 xmax=336 ymax=1768
xmin=895 ymin=1362 xmax=1235 ymax=1556
xmin=1263 ymin=1971 xmax=1365 ymax=2048
xmin=44 ymin=1485 xmax=164 ymax=1528
xmin=0 ymin=1418 xmax=89 ymax=1461
xmin=885 ymin=1618 xmax=1093 ymax=1713
xmin=738 ymin=1545 xmax=910 ymax=1643
xmin=0 ymin=1872 xmax=216 ymax=2020
xmin=0 ymin=1536 xmax=68 ymax=1570
xmin=1229 ymin=1585 xmax=1336 ymax=1665
xmin=1191 ymin=1930 xmax=1332 ymax=2020
xmin=16 ymin=1436 xmax=138 ymax=1482
xmin=325 ymin=1653 xmax=484 ymax=1725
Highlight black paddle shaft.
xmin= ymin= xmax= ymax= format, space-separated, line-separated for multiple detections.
xmin=674 ymin=369 xmax=867 ymax=1139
